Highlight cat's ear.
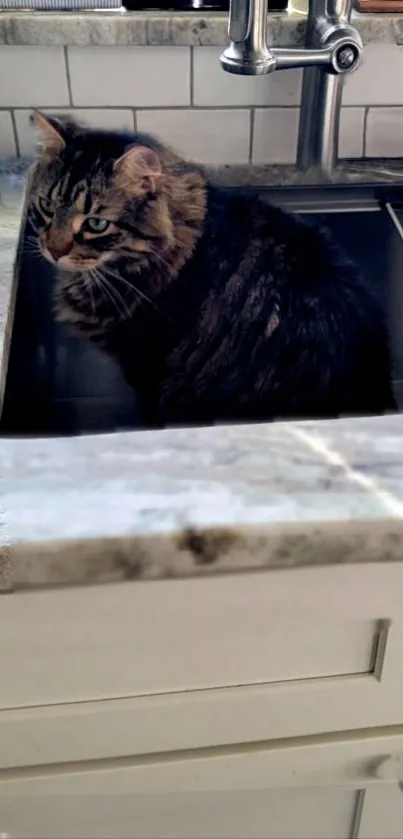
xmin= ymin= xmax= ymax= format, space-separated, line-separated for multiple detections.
xmin=114 ymin=145 xmax=163 ymax=194
xmin=30 ymin=110 xmax=66 ymax=158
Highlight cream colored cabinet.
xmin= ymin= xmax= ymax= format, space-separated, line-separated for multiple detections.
xmin=1 ymin=561 xmax=403 ymax=839
xmin=0 ymin=786 xmax=393 ymax=839
xmin=2 ymin=562 xmax=403 ymax=767
xmin=1 ymin=733 xmax=403 ymax=838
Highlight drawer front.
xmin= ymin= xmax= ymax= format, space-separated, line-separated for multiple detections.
xmin=0 ymin=592 xmax=380 ymax=703
xmin=1 ymin=562 xmax=403 ymax=766
xmin=1 ymin=732 xmax=403 ymax=839
xmin=0 ymin=787 xmax=359 ymax=839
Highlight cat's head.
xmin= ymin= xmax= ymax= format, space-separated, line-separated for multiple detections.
xmin=28 ymin=111 xmax=189 ymax=274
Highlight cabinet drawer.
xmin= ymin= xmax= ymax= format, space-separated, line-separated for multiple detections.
xmin=0 ymin=594 xmax=380 ymax=704
xmin=1 ymin=562 xmax=403 ymax=766
xmin=0 ymin=786 xmax=360 ymax=839
xmin=1 ymin=731 xmax=403 ymax=839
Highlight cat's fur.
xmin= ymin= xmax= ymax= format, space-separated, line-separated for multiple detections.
xmin=29 ymin=112 xmax=396 ymax=426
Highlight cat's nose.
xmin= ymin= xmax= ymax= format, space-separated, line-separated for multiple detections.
xmin=47 ymin=237 xmax=72 ymax=261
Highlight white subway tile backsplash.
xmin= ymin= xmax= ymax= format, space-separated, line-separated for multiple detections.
xmin=0 ymin=111 xmax=16 ymax=156
xmin=68 ymin=47 xmax=190 ymax=107
xmin=0 ymin=47 xmax=69 ymax=107
xmin=338 ymin=108 xmax=365 ymax=158
xmin=137 ymin=108 xmax=250 ymax=164
xmin=0 ymin=42 xmax=401 ymax=163
xmin=343 ymin=45 xmax=403 ymax=106
xmin=252 ymin=108 xmax=299 ymax=164
xmin=366 ymin=107 xmax=403 ymax=157
xmin=14 ymin=108 xmax=135 ymax=156
xmin=193 ymin=47 xmax=302 ymax=107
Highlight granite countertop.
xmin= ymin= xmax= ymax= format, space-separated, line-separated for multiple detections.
xmin=3 ymin=415 xmax=403 ymax=593
xmin=0 ymin=9 xmax=402 ymax=47
xmin=2 ymin=162 xmax=403 ymax=595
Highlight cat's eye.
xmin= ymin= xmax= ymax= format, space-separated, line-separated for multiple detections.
xmin=38 ymin=196 xmax=54 ymax=216
xmin=83 ymin=217 xmax=110 ymax=234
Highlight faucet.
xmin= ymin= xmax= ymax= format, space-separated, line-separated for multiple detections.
xmin=220 ymin=0 xmax=362 ymax=176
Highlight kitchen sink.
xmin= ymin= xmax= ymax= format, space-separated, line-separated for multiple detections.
xmin=2 ymin=184 xmax=403 ymax=437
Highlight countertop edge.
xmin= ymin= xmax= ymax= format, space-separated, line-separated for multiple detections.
xmin=0 ymin=10 xmax=402 ymax=47
xmin=7 ymin=514 xmax=403 ymax=593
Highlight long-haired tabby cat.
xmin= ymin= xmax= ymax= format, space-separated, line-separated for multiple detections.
xmin=28 ymin=111 xmax=395 ymax=427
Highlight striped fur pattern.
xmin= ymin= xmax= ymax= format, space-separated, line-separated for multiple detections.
xmin=28 ymin=112 xmax=395 ymax=426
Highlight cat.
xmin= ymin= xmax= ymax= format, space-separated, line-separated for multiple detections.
xmin=28 ymin=111 xmax=396 ymax=428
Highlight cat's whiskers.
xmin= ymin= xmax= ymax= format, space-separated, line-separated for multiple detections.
xmin=101 ymin=263 xmax=172 ymax=323
xmin=100 ymin=264 xmax=135 ymax=292
xmin=90 ymin=269 xmax=119 ymax=317
xmin=84 ymin=270 xmax=97 ymax=318
xmin=98 ymin=271 xmax=132 ymax=321
xmin=21 ymin=235 xmax=44 ymax=261
xmin=89 ymin=268 xmax=117 ymax=315
xmin=153 ymin=250 xmax=175 ymax=275
xmin=27 ymin=216 xmax=39 ymax=234
xmin=92 ymin=267 xmax=131 ymax=321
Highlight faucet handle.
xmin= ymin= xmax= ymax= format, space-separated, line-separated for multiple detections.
xmin=221 ymin=0 xmax=362 ymax=77
xmin=220 ymin=29 xmax=362 ymax=76
xmin=330 ymin=36 xmax=361 ymax=73
xmin=272 ymin=32 xmax=361 ymax=74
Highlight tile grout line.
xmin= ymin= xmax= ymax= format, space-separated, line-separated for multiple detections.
xmin=9 ymin=109 xmax=20 ymax=158
xmin=189 ymin=46 xmax=194 ymax=107
xmin=64 ymin=46 xmax=73 ymax=107
xmin=249 ymin=109 xmax=255 ymax=164
xmin=286 ymin=425 xmax=403 ymax=517
xmin=2 ymin=105 xmax=401 ymax=111
xmin=362 ymin=106 xmax=369 ymax=158
xmin=0 ymin=105 xmax=306 ymax=112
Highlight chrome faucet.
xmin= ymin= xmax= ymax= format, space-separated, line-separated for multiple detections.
xmin=220 ymin=0 xmax=362 ymax=175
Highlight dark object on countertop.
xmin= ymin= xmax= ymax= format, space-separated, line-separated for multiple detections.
xmin=122 ymin=0 xmax=288 ymax=12
xmin=24 ymin=113 xmax=395 ymax=429
xmin=123 ymin=0 xmax=230 ymax=8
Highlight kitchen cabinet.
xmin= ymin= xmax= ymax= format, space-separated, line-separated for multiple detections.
xmin=2 ymin=732 xmax=403 ymax=838
xmin=1 ymin=561 xmax=403 ymax=838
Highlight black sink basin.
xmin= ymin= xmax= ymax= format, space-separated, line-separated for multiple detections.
xmin=2 ymin=184 xmax=403 ymax=436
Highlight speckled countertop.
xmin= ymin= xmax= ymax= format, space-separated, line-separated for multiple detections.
xmin=2 ymin=160 xmax=403 ymax=594
xmin=0 ymin=9 xmax=402 ymax=47
xmin=3 ymin=415 xmax=403 ymax=593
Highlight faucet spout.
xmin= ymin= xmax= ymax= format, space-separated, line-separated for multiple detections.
xmin=220 ymin=0 xmax=362 ymax=175
xmin=220 ymin=0 xmax=361 ymax=76
xmin=220 ymin=0 xmax=277 ymax=75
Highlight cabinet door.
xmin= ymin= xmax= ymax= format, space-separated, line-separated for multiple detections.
xmin=0 ymin=787 xmax=365 ymax=839
xmin=357 ymin=785 xmax=403 ymax=839
xmin=1 ymin=732 xmax=403 ymax=839
xmin=2 ymin=562 xmax=403 ymax=767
